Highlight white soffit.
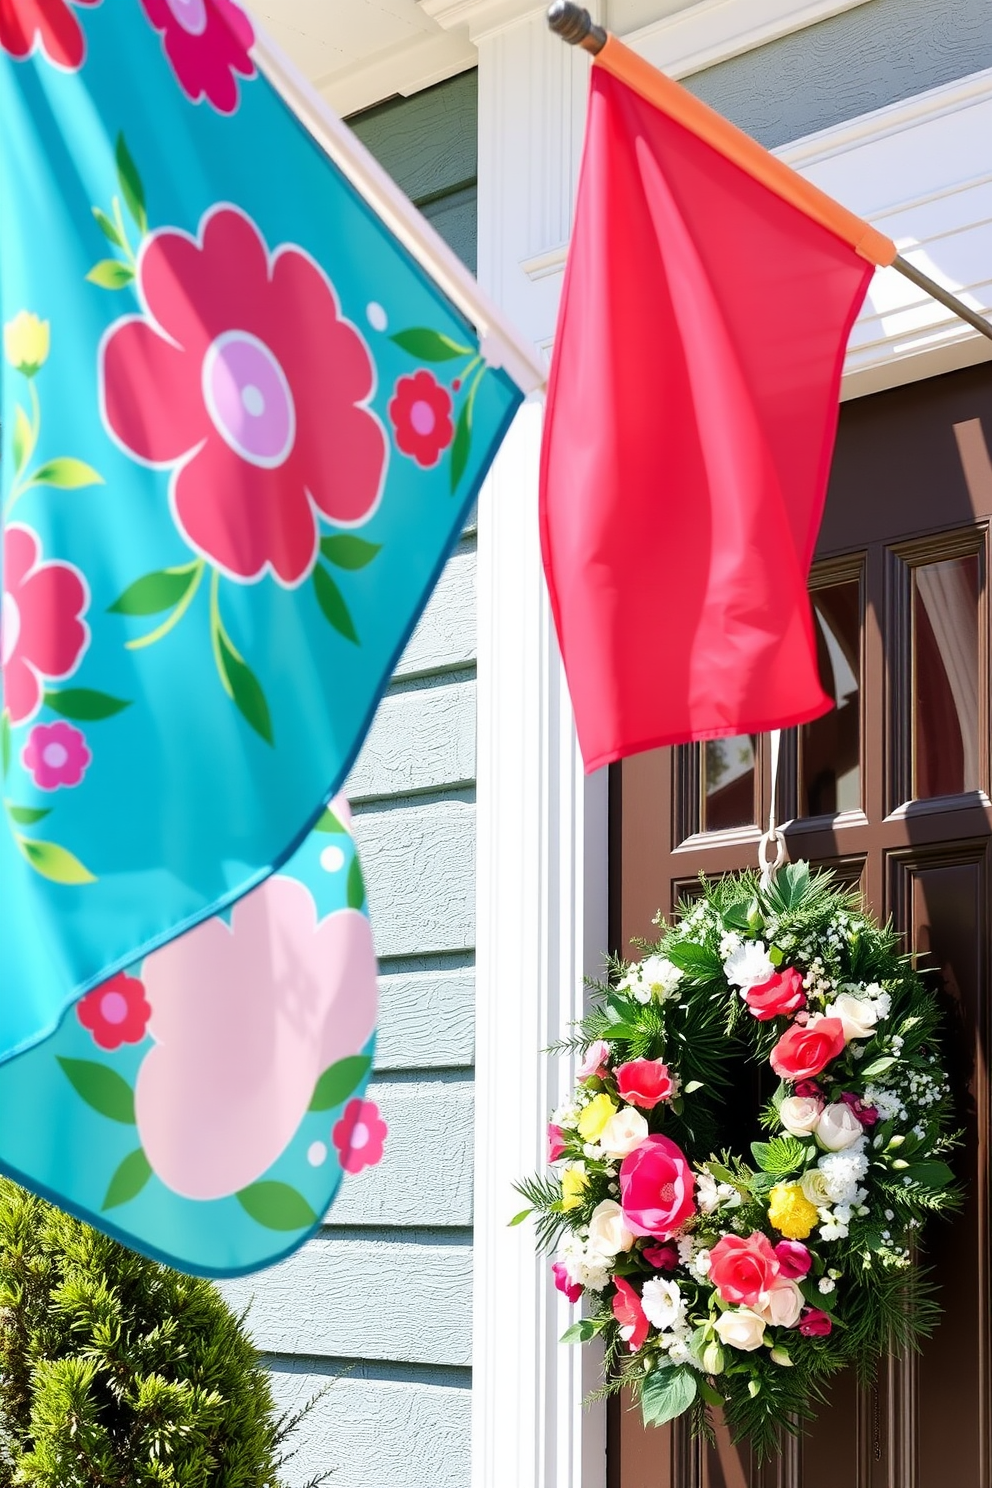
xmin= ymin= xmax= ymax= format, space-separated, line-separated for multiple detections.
xmin=251 ymin=0 xmax=477 ymax=115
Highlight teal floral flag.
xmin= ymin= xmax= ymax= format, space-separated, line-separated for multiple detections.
xmin=0 ymin=0 xmax=524 ymax=1272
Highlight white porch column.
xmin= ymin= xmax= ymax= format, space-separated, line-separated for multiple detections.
xmin=420 ymin=2 xmax=609 ymax=1485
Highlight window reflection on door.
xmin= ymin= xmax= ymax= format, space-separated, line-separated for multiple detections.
xmin=799 ymin=579 xmax=861 ymax=818
xmin=701 ymin=736 xmax=756 ymax=831
xmin=913 ymin=553 xmax=980 ymax=799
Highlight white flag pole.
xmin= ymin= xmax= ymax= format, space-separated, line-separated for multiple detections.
xmin=253 ymin=26 xmax=548 ymax=397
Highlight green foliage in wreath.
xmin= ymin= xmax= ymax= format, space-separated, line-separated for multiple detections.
xmin=515 ymin=864 xmax=961 ymax=1460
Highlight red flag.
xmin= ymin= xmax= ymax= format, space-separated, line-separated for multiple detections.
xmin=540 ymin=44 xmax=887 ymax=771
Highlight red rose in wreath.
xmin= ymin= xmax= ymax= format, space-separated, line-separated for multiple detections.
xmin=389 ymin=369 xmax=454 ymax=468
xmin=744 ymin=966 xmax=807 ymax=1021
xmin=611 ymin=1276 xmax=649 ymax=1351
xmin=101 ymin=206 xmax=387 ymax=587
xmin=770 ymin=1016 xmax=846 ymax=1082
xmin=0 ymin=0 xmax=99 ymax=70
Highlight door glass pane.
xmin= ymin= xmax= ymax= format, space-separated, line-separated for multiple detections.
xmin=800 ymin=579 xmax=861 ymax=817
xmin=913 ymin=553 xmax=980 ymax=799
xmin=701 ymin=736 xmax=755 ymax=831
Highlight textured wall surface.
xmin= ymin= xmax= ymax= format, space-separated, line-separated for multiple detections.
xmin=221 ymin=74 xmax=479 ymax=1488
xmin=684 ymin=0 xmax=992 ymax=148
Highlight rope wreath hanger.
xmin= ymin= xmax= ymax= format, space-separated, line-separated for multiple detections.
xmin=758 ymin=729 xmax=787 ymax=889
xmin=515 ymin=862 xmax=960 ymax=1459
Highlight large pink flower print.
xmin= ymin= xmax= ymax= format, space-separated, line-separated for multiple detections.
xmin=1 ymin=524 xmax=90 ymax=727
xmin=0 ymin=0 xmax=99 ymax=70
xmin=100 ymin=205 xmax=387 ymax=587
xmin=135 ymin=875 xmax=377 ymax=1200
xmin=139 ymin=0 xmax=254 ymax=115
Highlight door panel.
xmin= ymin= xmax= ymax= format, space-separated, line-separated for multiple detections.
xmin=611 ymin=364 xmax=992 ymax=1487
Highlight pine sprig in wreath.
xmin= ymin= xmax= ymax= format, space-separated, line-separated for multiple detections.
xmin=515 ymin=862 xmax=961 ymax=1460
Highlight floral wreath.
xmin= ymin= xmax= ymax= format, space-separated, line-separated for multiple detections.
xmin=515 ymin=862 xmax=960 ymax=1457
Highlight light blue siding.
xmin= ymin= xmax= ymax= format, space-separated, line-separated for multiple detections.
xmin=224 ymin=75 xmax=480 ymax=1488
xmin=687 ymin=0 xmax=992 ymax=148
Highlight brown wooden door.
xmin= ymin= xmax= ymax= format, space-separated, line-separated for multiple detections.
xmin=609 ymin=362 xmax=992 ymax=1488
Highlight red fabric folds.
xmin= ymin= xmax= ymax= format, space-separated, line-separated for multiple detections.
xmin=540 ymin=67 xmax=875 ymax=771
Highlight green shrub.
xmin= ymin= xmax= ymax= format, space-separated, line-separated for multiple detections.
xmin=0 ymin=1180 xmax=324 ymax=1487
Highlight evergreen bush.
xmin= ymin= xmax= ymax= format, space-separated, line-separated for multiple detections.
xmin=0 ymin=1180 xmax=325 ymax=1487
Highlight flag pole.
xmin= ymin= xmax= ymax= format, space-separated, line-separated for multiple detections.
xmin=547 ymin=1 xmax=992 ymax=345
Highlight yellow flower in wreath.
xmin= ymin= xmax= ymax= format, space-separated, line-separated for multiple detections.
xmin=768 ymin=1182 xmax=819 ymax=1240
xmin=577 ymin=1093 xmax=619 ymax=1144
xmin=560 ymin=1166 xmax=589 ymax=1211
xmin=4 ymin=311 xmax=50 ymax=378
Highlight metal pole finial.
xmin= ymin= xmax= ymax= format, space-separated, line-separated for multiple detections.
xmin=546 ymin=2 xmax=607 ymax=55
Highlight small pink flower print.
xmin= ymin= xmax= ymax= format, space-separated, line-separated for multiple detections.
xmin=139 ymin=0 xmax=254 ymax=114
xmin=0 ymin=0 xmax=99 ymax=71
xmin=389 ymin=370 xmax=454 ymax=468
xmin=21 ymin=720 xmax=91 ymax=790
xmin=1 ymin=524 xmax=89 ymax=727
xmin=77 ymin=973 xmax=152 ymax=1050
xmin=333 ymin=1098 xmax=387 ymax=1174
xmin=101 ymin=207 xmax=387 ymax=587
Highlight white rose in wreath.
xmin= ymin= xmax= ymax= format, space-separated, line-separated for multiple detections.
xmin=779 ymin=1095 xmax=824 ymax=1137
xmin=825 ymin=993 xmax=878 ymax=1042
xmin=600 ymin=1107 xmax=650 ymax=1158
xmin=754 ymin=1277 xmax=805 ymax=1329
xmin=587 ymin=1199 xmax=635 ymax=1257
xmin=800 ymin=1167 xmax=833 ymax=1207
xmin=714 ymin=1308 xmax=767 ymax=1352
xmin=815 ymin=1102 xmax=865 ymax=1152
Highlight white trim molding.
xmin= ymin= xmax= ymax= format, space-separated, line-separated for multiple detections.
xmin=472 ymin=16 xmax=608 ymax=1488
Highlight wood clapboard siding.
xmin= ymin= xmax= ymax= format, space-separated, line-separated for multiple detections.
xmin=395 ymin=540 xmax=476 ymax=680
xmin=375 ymin=962 xmax=474 ymax=1071
xmin=349 ymin=71 xmax=478 ymax=272
xmin=350 ymin=797 xmax=476 ymax=958
xmin=327 ymin=1078 xmax=474 ymax=1227
xmin=345 ymin=678 xmax=476 ymax=801
xmin=229 ymin=74 xmax=480 ymax=1488
xmin=688 ymin=0 xmax=992 ymax=150
xmin=224 ymin=1235 xmax=473 ymax=1365
xmin=266 ymin=1366 xmax=471 ymax=1488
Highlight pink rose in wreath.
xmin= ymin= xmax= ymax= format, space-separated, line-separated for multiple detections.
xmin=135 ymin=873 xmax=377 ymax=1200
xmin=1 ymin=524 xmax=89 ymax=727
xmin=333 ymin=1098 xmax=387 ymax=1175
xmin=0 ymin=0 xmax=99 ymax=70
xmin=22 ymin=720 xmax=91 ymax=791
xmin=619 ymin=1133 xmax=695 ymax=1239
xmin=139 ymin=0 xmax=254 ymax=114
xmin=389 ymin=369 xmax=454 ymax=468
xmin=77 ymin=972 xmax=151 ymax=1051
xmin=101 ymin=206 xmax=387 ymax=587
xmin=708 ymin=1232 xmax=780 ymax=1307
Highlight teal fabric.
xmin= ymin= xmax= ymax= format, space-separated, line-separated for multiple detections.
xmin=0 ymin=1 xmax=521 ymax=1064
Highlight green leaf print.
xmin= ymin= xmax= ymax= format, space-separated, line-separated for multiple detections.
xmin=236 ymin=1183 xmax=319 ymax=1232
xmin=309 ymin=1055 xmax=372 ymax=1112
xmin=57 ymin=1059 xmax=136 ymax=1124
